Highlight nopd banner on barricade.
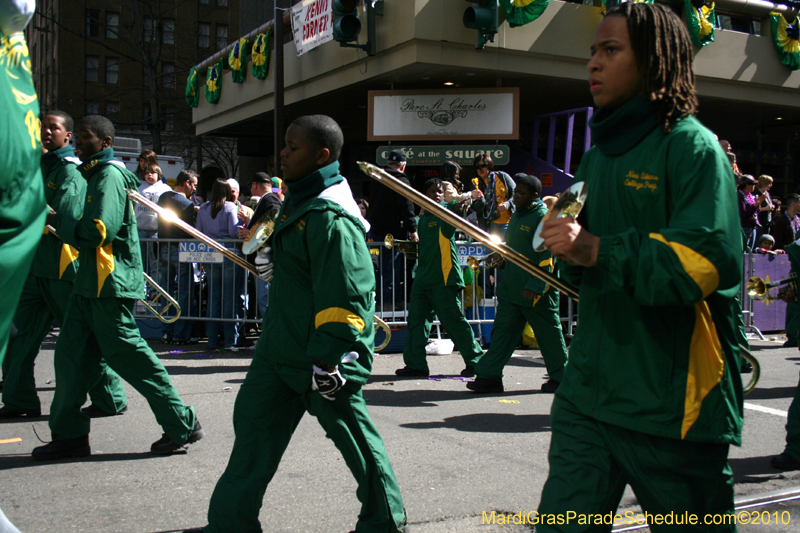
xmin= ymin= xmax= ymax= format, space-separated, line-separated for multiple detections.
xmin=457 ymin=243 xmax=489 ymax=267
xmin=179 ymin=241 xmax=224 ymax=263
xmin=291 ymin=0 xmax=333 ymax=56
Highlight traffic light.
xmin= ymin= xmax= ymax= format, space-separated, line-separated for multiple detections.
xmin=333 ymin=0 xmax=362 ymax=43
xmin=463 ymin=0 xmax=498 ymax=50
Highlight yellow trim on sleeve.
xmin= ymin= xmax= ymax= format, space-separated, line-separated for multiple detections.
xmin=649 ymin=233 xmax=720 ymax=298
xmin=439 ymin=229 xmax=453 ymax=284
xmin=93 ymin=219 xmax=115 ymax=297
xmin=315 ymin=307 xmax=366 ymax=332
xmin=681 ymin=301 xmax=725 ymax=439
xmin=58 ymin=244 xmax=79 ymax=279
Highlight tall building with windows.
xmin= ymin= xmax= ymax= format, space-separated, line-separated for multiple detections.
xmin=26 ymin=0 xmax=239 ymax=158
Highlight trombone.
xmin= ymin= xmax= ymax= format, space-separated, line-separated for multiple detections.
xmin=44 ymin=210 xmax=180 ymax=324
xmin=358 ymin=162 xmax=579 ymax=301
xmin=384 ymin=233 xmax=418 ymax=259
xmin=140 ymin=272 xmax=181 ymax=324
xmin=746 ymin=273 xmax=797 ymax=303
xmin=466 ymin=253 xmax=504 ymax=271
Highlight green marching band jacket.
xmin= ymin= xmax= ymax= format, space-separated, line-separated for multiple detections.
xmin=52 ymin=148 xmax=145 ymax=301
xmin=559 ymin=96 xmax=744 ymax=445
xmin=414 ymin=201 xmax=465 ymax=291
xmin=36 ymin=145 xmax=84 ymax=282
xmin=498 ymin=198 xmax=555 ymax=305
xmin=262 ymin=162 xmax=376 ymax=389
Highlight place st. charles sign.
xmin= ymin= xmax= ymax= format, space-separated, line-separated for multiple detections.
xmin=368 ymin=88 xmax=519 ymax=142
xmin=375 ymin=145 xmax=510 ymax=167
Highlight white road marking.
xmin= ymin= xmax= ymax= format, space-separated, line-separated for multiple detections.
xmin=744 ymin=402 xmax=788 ymax=417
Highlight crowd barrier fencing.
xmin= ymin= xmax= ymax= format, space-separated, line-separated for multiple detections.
xmin=133 ymin=237 xmax=580 ymax=347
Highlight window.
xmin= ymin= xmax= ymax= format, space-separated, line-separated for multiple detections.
xmin=161 ymin=63 xmax=175 ymax=88
xmin=143 ymin=65 xmax=151 ymax=88
xmin=85 ymin=9 xmax=100 ymax=37
xmin=197 ymin=22 xmax=210 ymax=48
xmin=85 ymin=55 xmax=99 ymax=82
xmin=216 ymin=0 xmax=228 ymax=6
xmin=105 ymin=57 xmax=119 ymax=84
xmin=199 ymin=0 xmax=210 ymax=5
xmin=161 ymin=106 xmax=175 ymax=132
xmin=106 ymin=102 xmax=120 ymax=121
xmin=85 ymin=101 xmax=99 ymax=115
xmin=144 ymin=18 xmax=155 ymax=43
xmin=216 ymin=24 xmax=228 ymax=50
xmin=106 ymin=12 xmax=119 ymax=39
xmin=162 ymin=18 xmax=175 ymax=45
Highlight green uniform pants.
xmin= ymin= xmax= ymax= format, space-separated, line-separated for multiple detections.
xmin=783 ymin=371 xmax=800 ymax=462
xmin=402 ymin=285 xmax=484 ymax=372
xmin=204 ymin=356 xmax=406 ymax=533
xmin=2 ymin=274 xmax=127 ymax=413
xmin=538 ymin=396 xmax=736 ymax=532
xmin=49 ymin=294 xmax=195 ymax=444
xmin=0 ymin=207 xmax=45 ymax=367
xmin=474 ymin=293 xmax=567 ymax=382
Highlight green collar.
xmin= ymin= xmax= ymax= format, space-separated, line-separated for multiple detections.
xmin=41 ymin=145 xmax=77 ymax=177
xmin=284 ymin=161 xmax=343 ymax=207
xmin=78 ymin=147 xmax=116 ymax=175
xmin=589 ymin=95 xmax=659 ymax=156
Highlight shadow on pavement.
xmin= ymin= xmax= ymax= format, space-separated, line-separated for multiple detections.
xmin=0 ymin=451 xmax=161 ymax=471
xmin=363 ymin=388 xmax=536 ymax=407
xmin=744 ymin=386 xmax=797 ymax=400
xmin=401 ymin=412 xmax=552 ymax=433
xmin=163 ymin=365 xmax=251 ymax=376
xmin=730 ymin=455 xmax=789 ymax=484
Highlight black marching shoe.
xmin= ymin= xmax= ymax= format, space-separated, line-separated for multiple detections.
xmin=151 ymin=419 xmax=205 ymax=455
xmin=771 ymin=452 xmax=800 ymax=471
xmin=81 ymin=404 xmax=128 ymax=418
xmin=0 ymin=406 xmax=41 ymax=419
xmin=395 ymin=366 xmax=429 ymax=377
xmin=460 ymin=365 xmax=476 ymax=378
xmin=32 ymin=435 xmax=91 ymax=461
xmin=466 ymin=377 xmax=504 ymax=394
xmin=541 ymin=379 xmax=560 ymax=393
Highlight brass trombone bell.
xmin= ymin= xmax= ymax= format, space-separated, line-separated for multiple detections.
xmin=384 ymin=233 xmax=418 ymax=258
xmin=532 ymin=181 xmax=588 ymax=253
xmin=746 ymin=274 xmax=797 ymax=302
xmin=740 ymin=344 xmax=760 ymax=395
xmin=466 ymin=253 xmax=504 ymax=271
xmin=374 ymin=315 xmax=392 ymax=352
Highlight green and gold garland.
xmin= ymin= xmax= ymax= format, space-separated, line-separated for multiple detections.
xmin=770 ymin=12 xmax=800 ymax=70
xmin=685 ymin=0 xmax=715 ymax=47
xmin=185 ymin=66 xmax=199 ymax=108
xmin=205 ymin=59 xmax=223 ymax=104
xmin=499 ymin=0 xmax=550 ymax=28
xmin=252 ymin=29 xmax=272 ymax=80
xmin=229 ymin=37 xmax=248 ymax=84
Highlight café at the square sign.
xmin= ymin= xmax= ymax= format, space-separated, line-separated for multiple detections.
xmin=368 ymin=88 xmax=519 ymax=142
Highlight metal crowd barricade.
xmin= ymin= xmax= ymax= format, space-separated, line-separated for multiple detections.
xmin=367 ymin=240 xmax=578 ymax=348
xmin=137 ymin=237 xmax=578 ymax=346
xmin=135 ymin=237 xmax=263 ymax=329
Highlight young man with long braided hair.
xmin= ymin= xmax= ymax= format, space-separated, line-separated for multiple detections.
xmin=537 ymin=4 xmax=742 ymax=530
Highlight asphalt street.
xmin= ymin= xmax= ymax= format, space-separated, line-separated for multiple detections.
xmin=1 ymin=333 xmax=800 ymax=532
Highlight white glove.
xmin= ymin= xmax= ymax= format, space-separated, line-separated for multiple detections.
xmin=254 ymin=246 xmax=274 ymax=283
xmin=311 ymin=352 xmax=359 ymax=401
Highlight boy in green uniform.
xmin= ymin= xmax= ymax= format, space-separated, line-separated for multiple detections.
xmin=467 ymin=175 xmax=567 ymax=394
xmin=32 ymin=115 xmax=202 ymax=461
xmin=537 ymin=4 xmax=743 ymax=530
xmin=1 ymin=111 xmax=128 ymax=419
xmin=771 ymin=241 xmax=800 ymax=471
xmin=395 ymin=178 xmax=485 ymax=378
xmin=192 ymin=116 xmax=406 ymax=533
xmin=0 ymin=30 xmax=46 ymax=371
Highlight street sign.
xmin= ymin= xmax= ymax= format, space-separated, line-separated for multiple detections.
xmin=376 ymin=145 xmax=510 ymax=167
xmin=179 ymin=241 xmax=224 ymax=263
xmin=457 ymin=242 xmax=489 ymax=267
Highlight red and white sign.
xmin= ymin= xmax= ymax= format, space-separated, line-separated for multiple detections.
xmin=291 ymin=0 xmax=333 ymax=56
